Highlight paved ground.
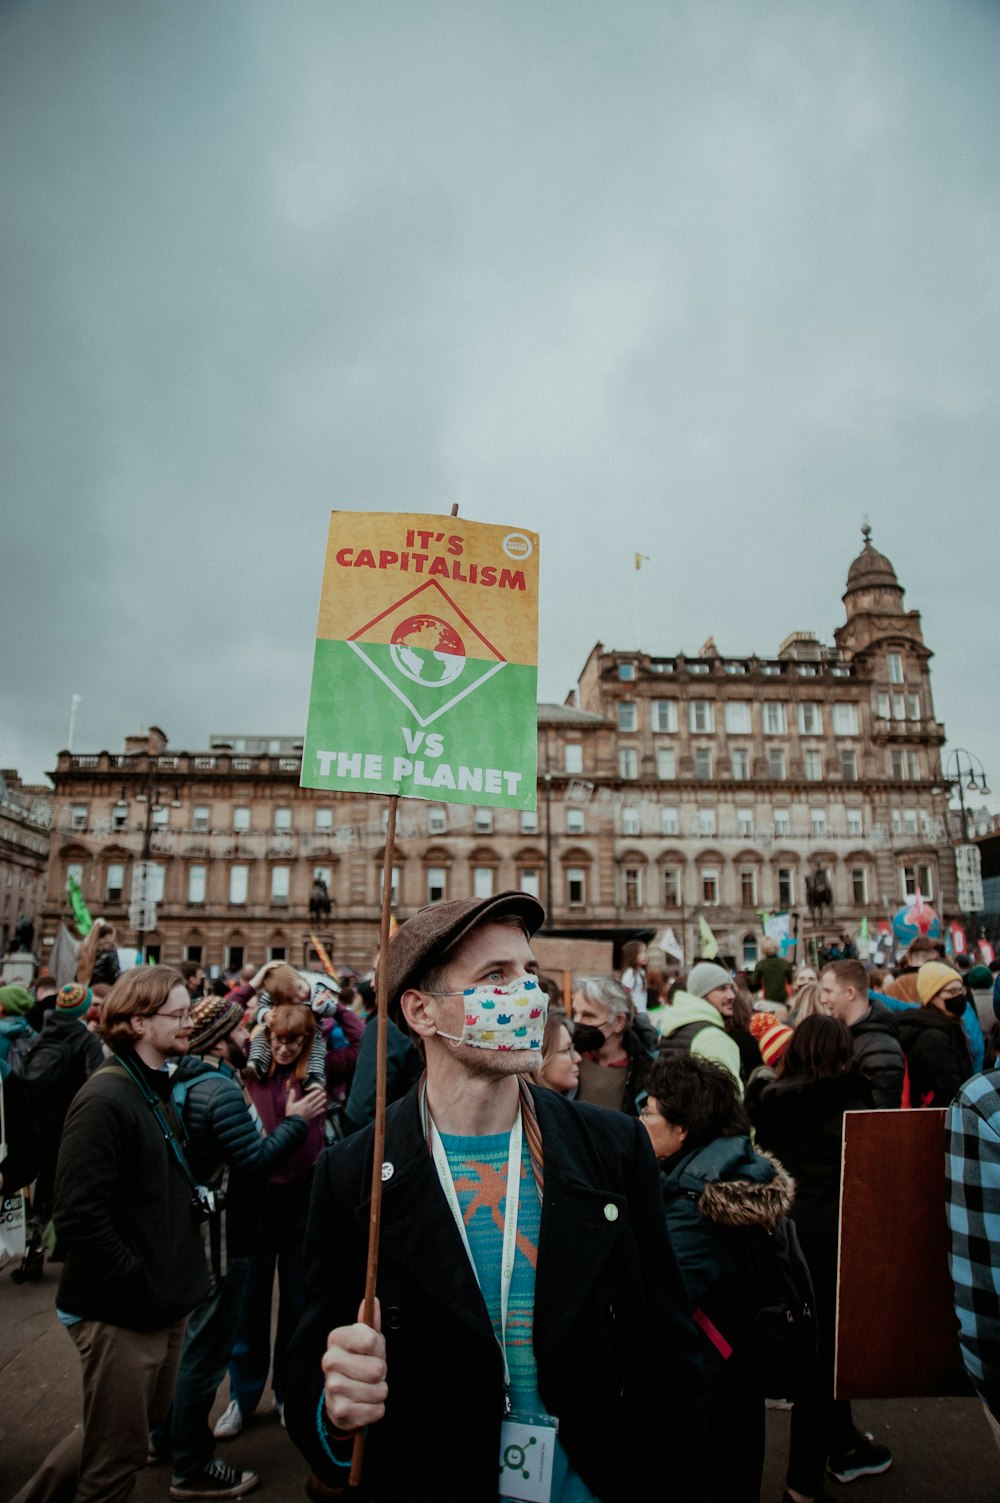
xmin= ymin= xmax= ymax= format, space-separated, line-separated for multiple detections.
xmin=2 ymin=1263 xmax=997 ymax=1501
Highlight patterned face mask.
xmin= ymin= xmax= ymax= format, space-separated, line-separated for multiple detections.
xmin=432 ymin=975 xmax=547 ymax=1052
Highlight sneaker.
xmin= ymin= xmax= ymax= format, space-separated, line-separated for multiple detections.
xmin=828 ymin=1435 xmax=893 ymax=1483
xmin=169 ymin=1458 xmax=258 ymax=1499
xmin=212 ymin=1401 xmax=244 ymax=1440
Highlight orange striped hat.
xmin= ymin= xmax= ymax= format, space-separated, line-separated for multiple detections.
xmin=749 ymin=1010 xmax=793 ymax=1067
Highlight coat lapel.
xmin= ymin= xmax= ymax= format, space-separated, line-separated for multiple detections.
xmin=530 ymin=1087 xmax=629 ymax=1360
xmin=355 ymin=1087 xmax=496 ymax=1346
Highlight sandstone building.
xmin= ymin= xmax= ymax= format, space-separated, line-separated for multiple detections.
xmin=39 ymin=532 xmax=956 ymax=971
xmin=0 ymin=771 xmax=52 ymax=959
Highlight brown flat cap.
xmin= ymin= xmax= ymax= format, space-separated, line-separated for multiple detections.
xmin=386 ymin=890 xmax=545 ymax=1023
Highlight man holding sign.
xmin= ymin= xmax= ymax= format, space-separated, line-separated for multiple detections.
xmin=285 ymin=892 xmax=703 ymax=1501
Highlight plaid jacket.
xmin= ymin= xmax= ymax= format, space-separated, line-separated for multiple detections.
xmin=945 ymin=1070 xmax=1000 ymax=1417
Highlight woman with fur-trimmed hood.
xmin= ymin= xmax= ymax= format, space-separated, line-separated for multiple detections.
xmin=642 ymin=1051 xmax=794 ymax=1503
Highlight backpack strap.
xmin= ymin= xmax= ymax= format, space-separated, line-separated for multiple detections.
xmin=657 ymin=1021 xmax=708 ymax=1056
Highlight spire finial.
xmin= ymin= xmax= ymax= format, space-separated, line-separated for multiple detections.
xmin=861 ymin=516 xmax=872 ymax=546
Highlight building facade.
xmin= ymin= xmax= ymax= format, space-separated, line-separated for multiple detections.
xmin=0 ymin=771 xmax=52 ymax=958
xmin=39 ymin=534 xmax=959 ymax=971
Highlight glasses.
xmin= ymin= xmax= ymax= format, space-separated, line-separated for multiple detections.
xmin=639 ymin=1103 xmax=658 ymax=1120
xmin=272 ymin=1034 xmax=307 ymax=1047
xmin=156 ymin=1007 xmax=193 ymax=1023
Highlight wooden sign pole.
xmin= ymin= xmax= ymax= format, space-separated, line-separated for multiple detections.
xmin=349 ymin=504 xmax=459 ymax=1488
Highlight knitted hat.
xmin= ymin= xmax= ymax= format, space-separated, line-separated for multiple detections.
xmin=686 ymin=962 xmax=733 ymax=999
xmin=386 ymin=890 xmax=544 ymax=1026
xmin=0 ymin=984 xmax=33 ymax=1017
xmin=188 ymin=992 xmax=246 ymax=1053
xmin=56 ymin=982 xmax=92 ymax=1019
xmin=749 ymin=1011 xmax=794 ymax=1067
xmin=916 ymin=963 xmax=963 ymax=1006
xmin=966 ymin=964 xmax=994 ymax=990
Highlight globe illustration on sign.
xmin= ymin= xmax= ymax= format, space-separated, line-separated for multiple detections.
xmin=389 ymin=616 xmax=467 ymax=688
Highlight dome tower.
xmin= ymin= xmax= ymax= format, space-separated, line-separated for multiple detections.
xmin=835 ymin=523 xmax=925 ymax=659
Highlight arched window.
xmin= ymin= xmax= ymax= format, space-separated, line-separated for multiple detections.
xmin=742 ymin=933 xmax=759 ymax=967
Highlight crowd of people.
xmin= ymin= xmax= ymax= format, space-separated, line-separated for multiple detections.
xmin=1 ymin=902 xmax=999 ymax=1502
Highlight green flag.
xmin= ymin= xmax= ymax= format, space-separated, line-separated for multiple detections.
xmin=67 ymin=875 xmax=93 ymax=938
xmin=698 ymin=914 xmax=719 ymax=960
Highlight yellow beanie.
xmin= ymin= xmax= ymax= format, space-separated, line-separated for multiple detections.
xmin=916 ymin=962 xmax=962 ymax=1006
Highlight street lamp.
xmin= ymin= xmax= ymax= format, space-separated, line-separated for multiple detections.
xmin=932 ymin=749 xmax=990 ymax=937
xmin=931 ymin=748 xmax=990 ymax=843
xmin=130 ymin=761 xmax=183 ymax=963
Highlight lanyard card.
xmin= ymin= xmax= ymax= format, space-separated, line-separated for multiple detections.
xmin=499 ymin=1411 xmax=557 ymax=1503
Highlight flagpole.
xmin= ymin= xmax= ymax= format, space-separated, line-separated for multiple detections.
xmin=67 ymin=693 xmax=81 ymax=753
xmin=348 ymin=818 xmax=397 ymax=1489
xmin=349 ymin=503 xmax=460 ymax=1488
xmin=632 ymin=554 xmax=647 ymax=650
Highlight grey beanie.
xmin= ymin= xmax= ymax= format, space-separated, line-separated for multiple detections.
xmin=687 ymin=962 xmax=733 ymax=999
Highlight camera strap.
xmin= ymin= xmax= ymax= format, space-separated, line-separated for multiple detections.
xmin=110 ymin=1056 xmax=200 ymax=1190
xmin=109 ymin=1055 xmax=228 ymax=1284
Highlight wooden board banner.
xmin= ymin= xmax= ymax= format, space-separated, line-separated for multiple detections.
xmin=835 ymin=1108 xmax=966 ymax=1398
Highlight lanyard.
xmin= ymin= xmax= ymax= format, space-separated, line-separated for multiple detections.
xmin=422 ymin=1083 xmax=523 ymax=1408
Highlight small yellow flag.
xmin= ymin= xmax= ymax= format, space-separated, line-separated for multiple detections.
xmin=698 ymin=915 xmax=719 ymax=960
xmin=309 ymin=932 xmax=336 ymax=977
xmin=635 ymin=552 xmax=649 ymax=570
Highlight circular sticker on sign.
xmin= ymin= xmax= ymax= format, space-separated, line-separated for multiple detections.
xmin=502 ymin=532 xmax=533 ymax=561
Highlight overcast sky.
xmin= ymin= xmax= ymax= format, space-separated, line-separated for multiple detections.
xmin=2 ymin=0 xmax=997 ymax=812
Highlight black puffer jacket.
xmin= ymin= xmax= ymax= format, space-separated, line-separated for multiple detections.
xmin=171 ymin=1054 xmax=309 ymax=1255
xmin=850 ymin=1001 xmax=905 ymax=1109
xmin=896 ymin=1007 xmax=972 ymax=1108
xmin=54 ymin=1052 xmax=210 ymax=1330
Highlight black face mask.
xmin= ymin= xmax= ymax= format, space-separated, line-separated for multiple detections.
xmin=942 ymin=993 xmax=967 ymax=1019
xmin=573 ymin=1022 xmax=609 ymax=1054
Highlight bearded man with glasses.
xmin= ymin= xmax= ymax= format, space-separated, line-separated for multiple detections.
xmin=12 ymin=967 xmax=211 ymax=1503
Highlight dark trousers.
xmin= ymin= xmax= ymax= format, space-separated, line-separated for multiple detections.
xmin=151 ymin=1256 xmax=252 ymax=1480
xmin=11 ymin=1317 xmax=186 ymax=1503
xmin=705 ymin=1370 xmax=765 ymax=1501
xmin=786 ymin=1253 xmax=862 ymax=1496
xmin=228 ymin=1181 xmax=310 ymax=1416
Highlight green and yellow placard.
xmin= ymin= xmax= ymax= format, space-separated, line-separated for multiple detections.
xmin=301 ymin=513 xmax=539 ymax=809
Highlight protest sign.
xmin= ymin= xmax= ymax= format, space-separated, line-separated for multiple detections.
xmin=302 ymin=512 xmax=539 ymax=809
xmin=836 ymin=1108 xmax=965 ymax=1398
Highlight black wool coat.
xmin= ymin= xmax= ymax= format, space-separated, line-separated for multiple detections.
xmin=749 ymin=1070 xmax=873 ymax=1276
xmin=284 ymin=1082 xmax=705 ymax=1502
xmin=53 ymin=1053 xmax=210 ymax=1331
